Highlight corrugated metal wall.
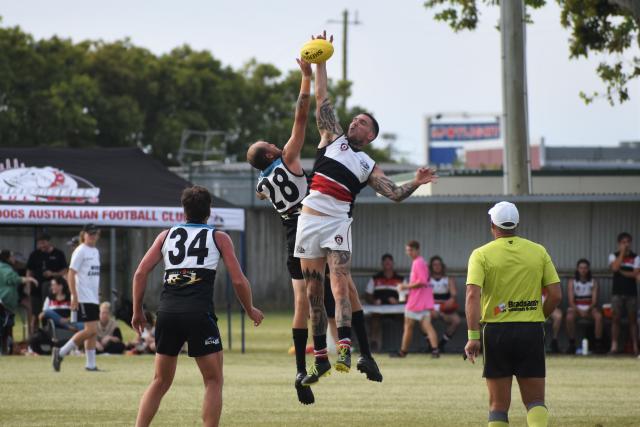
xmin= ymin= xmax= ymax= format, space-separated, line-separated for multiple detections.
xmin=2 ymin=201 xmax=638 ymax=310
xmin=242 ymin=201 xmax=640 ymax=308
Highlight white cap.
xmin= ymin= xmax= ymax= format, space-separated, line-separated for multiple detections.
xmin=488 ymin=201 xmax=519 ymax=230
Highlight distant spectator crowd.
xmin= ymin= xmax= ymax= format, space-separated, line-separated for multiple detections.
xmin=2 ymin=229 xmax=639 ymax=357
xmin=360 ymin=231 xmax=640 ymax=357
xmin=0 ymin=230 xmax=157 ymax=356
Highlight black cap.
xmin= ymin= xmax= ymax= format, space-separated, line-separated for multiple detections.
xmin=82 ymin=223 xmax=99 ymax=234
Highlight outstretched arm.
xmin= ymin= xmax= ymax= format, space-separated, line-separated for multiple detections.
xmin=282 ymin=58 xmax=312 ymax=172
xmin=313 ymin=32 xmax=342 ymax=147
xmin=215 ymin=231 xmax=264 ymax=326
xmin=368 ymin=165 xmax=438 ymax=202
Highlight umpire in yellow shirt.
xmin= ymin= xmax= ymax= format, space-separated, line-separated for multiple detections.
xmin=464 ymin=202 xmax=562 ymax=427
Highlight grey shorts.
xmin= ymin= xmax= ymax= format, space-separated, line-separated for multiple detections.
xmin=611 ymin=295 xmax=638 ymax=318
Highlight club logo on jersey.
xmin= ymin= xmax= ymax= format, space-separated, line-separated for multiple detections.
xmin=166 ymin=269 xmax=202 ymax=286
xmin=493 ymin=303 xmax=507 ymax=316
xmin=359 ymin=159 xmax=371 ymax=174
xmin=296 ymin=245 xmax=306 ymax=254
xmin=334 ymin=235 xmax=343 ymax=245
xmin=340 ymin=143 xmax=349 ymax=151
xmin=204 ymin=336 xmax=220 ymax=345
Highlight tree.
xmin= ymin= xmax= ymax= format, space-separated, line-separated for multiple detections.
xmin=423 ymin=0 xmax=640 ymax=104
xmin=0 ymin=19 xmax=394 ymax=163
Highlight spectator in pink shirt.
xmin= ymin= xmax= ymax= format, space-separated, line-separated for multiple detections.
xmin=391 ymin=240 xmax=439 ymax=358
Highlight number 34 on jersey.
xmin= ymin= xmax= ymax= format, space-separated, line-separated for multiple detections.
xmin=161 ymin=225 xmax=220 ymax=288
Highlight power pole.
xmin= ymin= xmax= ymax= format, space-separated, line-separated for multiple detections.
xmin=328 ymin=9 xmax=361 ymax=111
xmin=500 ymin=0 xmax=531 ymax=195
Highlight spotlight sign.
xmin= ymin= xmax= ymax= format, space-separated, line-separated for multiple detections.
xmin=429 ymin=122 xmax=500 ymax=142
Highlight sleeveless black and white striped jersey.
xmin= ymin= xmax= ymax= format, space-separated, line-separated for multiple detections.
xmin=572 ymin=280 xmax=594 ymax=306
xmin=159 ymin=224 xmax=220 ymax=313
xmin=256 ymin=158 xmax=308 ymax=217
xmin=303 ymin=134 xmax=376 ymax=218
xmin=430 ymin=276 xmax=451 ymax=301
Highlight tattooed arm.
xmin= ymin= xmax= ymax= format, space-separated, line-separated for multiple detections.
xmin=282 ymin=58 xmax=312 ymax=174
xmin=313 ymin=32 xmax=342 ymax=148
xmin=367 ymin=165 xmax=438 ymax=202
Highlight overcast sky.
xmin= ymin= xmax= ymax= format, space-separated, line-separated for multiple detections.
xmin=3 ymin=1 xmax=639 ymax=161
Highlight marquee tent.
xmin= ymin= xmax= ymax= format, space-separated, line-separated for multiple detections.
xmin=0 ymin=147 xmax=244 ymax=230
xmin=0 ymin=147 xmax=247 ymax=351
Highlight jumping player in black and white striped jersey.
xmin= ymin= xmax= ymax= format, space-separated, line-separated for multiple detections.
xmin=247 ymin=53 xmax=383 ymax=404
xmin=295 ymin=31 xmax=438 ymax=386
xmin=131 ymin=186 xmax=263 ymax=427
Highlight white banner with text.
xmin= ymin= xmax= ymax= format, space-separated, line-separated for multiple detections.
xmin=0 ymin=205 xmax=245 ymax=231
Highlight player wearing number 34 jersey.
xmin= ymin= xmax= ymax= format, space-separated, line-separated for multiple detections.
xmin=131 ymin=186 xmax=264 ymax=427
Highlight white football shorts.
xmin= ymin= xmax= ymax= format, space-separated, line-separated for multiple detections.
xmin=293 ymin=213 xmax=352 ymax=259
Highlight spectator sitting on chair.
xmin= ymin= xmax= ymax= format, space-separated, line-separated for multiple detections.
xmin=608 ymin=232 xmax=639 ymax=355
xmin=26 ymin=233 xmax=68 ymax=334
xmin=543 ymin=287 xmax=563 ymax=354
xmin=364 ymin=254 xmax=403 ymax=352
xmin=391 ymin=240 xmax=439 ymax=358
xmin=127 ymin=311 xmax=156 ymax=354
xmin=95 ymin=302 xmax=125 ymax=354
xmin=428 ymin=255 xmax=461 ymax=353
xmin=566 ymin=258 xmax=604 ymax=354
xmin=39 ymin=277 xmax=82 ymax=331
xmin=0 ymin=250 xmax=38 ymax=354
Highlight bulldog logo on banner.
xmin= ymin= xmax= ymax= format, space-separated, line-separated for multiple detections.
xmin=0 ymin=158 xmax=100 ymax=204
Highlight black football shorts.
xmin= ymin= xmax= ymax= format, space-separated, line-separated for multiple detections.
xmin=482 ymin=322 xmax=545 ymax=378
xmin=156 ymin=311 xmax=223 ymax=357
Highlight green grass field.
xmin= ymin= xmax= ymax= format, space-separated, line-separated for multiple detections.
xmin=1 ymin=312 xmax=639 ymax=426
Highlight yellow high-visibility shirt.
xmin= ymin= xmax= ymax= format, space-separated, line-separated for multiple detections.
xmin=466 ymin=236 xmax=560 ymax=323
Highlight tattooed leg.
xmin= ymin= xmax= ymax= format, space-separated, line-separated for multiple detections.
xmin=301 ymin=259 xmax=327 ymax=337
xmin=327 ymin=250 xmax=352 ymax=328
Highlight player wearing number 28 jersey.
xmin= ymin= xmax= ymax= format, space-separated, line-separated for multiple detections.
xmin=131 ymin=186 xmax=263 ymax=427
xmin=246 ymin=57 xmax=317 ymax=405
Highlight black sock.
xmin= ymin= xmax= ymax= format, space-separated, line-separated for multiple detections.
xmin=352 ymin=310 xmax=371 ymax=357
xmin=337 ymin=326 xmax=351 ymax=340
xmin=313 ymin=334 xmax=327 ymax=353
xmin=292 ymin=328 xmax=308 ymax=374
